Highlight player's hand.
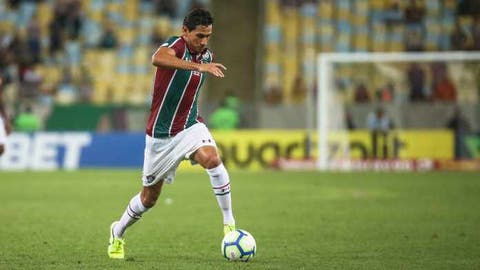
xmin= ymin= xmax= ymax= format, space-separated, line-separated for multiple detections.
xmin=198 ymin=63 xmax=227 ymax=77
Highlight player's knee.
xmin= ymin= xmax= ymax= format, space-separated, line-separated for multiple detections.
xmin=203 ymin=154 xmax=221 ymax=169
xmin=141 ymin=187 xmax=162 ymax=208
xmin=0 ymin=145 xmax=4 ymax=156
xmin=141 ymin=195 xmax=159 ymax=208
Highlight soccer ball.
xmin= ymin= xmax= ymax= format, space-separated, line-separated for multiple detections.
xmin=221 ymin=229 xmax=256 ymax=261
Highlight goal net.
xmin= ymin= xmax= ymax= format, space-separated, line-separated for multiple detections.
xmin=316 ymin=52 xmax=480 ymax=171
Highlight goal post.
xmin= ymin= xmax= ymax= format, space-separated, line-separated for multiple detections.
xmin=316 ymin=51 xmax=480 ymax=170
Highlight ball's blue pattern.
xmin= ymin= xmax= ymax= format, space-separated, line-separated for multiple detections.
xmin=222 ymin=229 xmax=255 ymax=260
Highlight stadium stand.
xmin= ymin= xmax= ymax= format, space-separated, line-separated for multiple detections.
xmin=262 ymin=0 xmax=480 ymax=105
xmin=0 ymin=0 xmax=208 ymax=129
xmin=0 ymin=0 xmax=479 ymax=130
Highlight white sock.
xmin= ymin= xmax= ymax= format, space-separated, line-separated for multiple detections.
xmin=114 ymin=193 xmax=149 ymax=238
xmin=207 ymin=163 xmax=235 ymax=225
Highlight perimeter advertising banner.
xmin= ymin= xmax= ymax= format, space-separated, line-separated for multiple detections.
xmin=0 ymin=130 xmax=457 ymax=171
xmin=0 ymin=132 xmax=144 ymax=170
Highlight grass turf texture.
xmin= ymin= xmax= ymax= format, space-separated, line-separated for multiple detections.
xmin=0 ymin=170 xmax=479 ymax=269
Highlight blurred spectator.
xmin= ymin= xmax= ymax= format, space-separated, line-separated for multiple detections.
xmin=384 ymin=0 xmax=403 ymax=26
xmin=26 ymin=14 xmax=42 ymax=64
xmin=433 ymin=77 xmax=456 ymax=102
xmin=457 ymin=0 xmax=480 ymax=16
xmin=9 ymin=31 xmax=30 ymax=65
xmin=153 ymin=0 xmax=177 ymax=18
xmin=77 ymin=66 xmax=93 ymax=103
xmin=280 ymin=0 xmax=300 ymax=7
xmin=99 ymin=23 xmax=118 ymax=49
xmin=209 ymin=93 xmax=240 ymax=130
xmin=264 ymin=86 xmax=283 ymax=105
xmin=0 ymin=33 xmax=12 ymax=69
xmin=375 ymin=82 xmax=395 ymax=102
xmin=37 ymin=83 xmax=56 ymax=122
xmin=354 ymin=83 xmax=370 ymax=103
xmin=97 ymin=113 xmax=112 ymax=133
xmin=447 ymin=106 xmax=471 ymax=159
xmin=188 ymin=0 xmax=208 ymax=10
xmin=430 ymin=62 xmax=456 ymax=102
xmin=68 ymin=0 xmax=84 ymax=40
xmin=366 ymin=107 xmax=394 ymax=132
xmin=345 ymin=110 xmax=356 ymax=130
xmin=471 ymin=16 xmax=480 ymax=50
xmin=65 ymin=37 xmax=81 ymax=67
xmin=0 ymin=48 xmax=18 ymax=88
xmin=403 ymin=0 xmax=425 ymax=52
xmin=366 ymin=107 xmax=394 ymax=159
xmin=430 ymin=62 xmax=448 ymax=82
xmin=7 ymin=0 xmax=21 ymax=9
xmin=38 ymin=83 xmax=55 ymax=106
xmin=56 ymin=67 xmax=77 ymax=104
xmin=0 ymin=75 xmax=12 ymax=156
xmin=49 ymin=0 xmax=83 ymax=58
xmin=450 ymin=19 xmax=469 ymax=50
xmin=405 ymin=26 xmax=425 ymax=51
xmin=112 ymin=108 xmax=129 ymax=131
xmin=48 ymin=17 xmax=65 ymax=58
xmin=291 ymin=75 xmax=307 ymax=104
xmin=0 ymin=36 xmax=17 ymax=91
xmin=19 ymin=63 xmax=42 ymax=102
xmin=404 ymin=0 xmax=425 ymax=25
xmin=14 ymin=104 xmax=41 ymax=132
xmin=407 ymin=63 xmax=426 ymax=101
xmin=151 ymin=25 xmax=167 ymax=48
xmin=58 ymin=0 xmax=83 ymax=40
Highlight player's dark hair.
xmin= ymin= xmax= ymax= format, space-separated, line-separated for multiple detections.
xmin=183 ymin=8 xmax=213 ymax=31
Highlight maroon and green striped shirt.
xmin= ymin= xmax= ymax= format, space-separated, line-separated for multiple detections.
xmin=146 ymin=36 xmax=213 ymax=138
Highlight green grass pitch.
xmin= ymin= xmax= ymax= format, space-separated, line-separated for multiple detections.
xmin=0 ymin=170 xmax=479 ymax=269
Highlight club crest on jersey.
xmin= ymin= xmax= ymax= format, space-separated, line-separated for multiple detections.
xmin=145 ymin=175 xmax=156 ymax=184
xmin=201 ymin=53 xmax=210 ymax=63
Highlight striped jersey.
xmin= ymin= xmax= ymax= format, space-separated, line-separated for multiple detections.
xmin=146 ymin=36 xmax=213 ymax=138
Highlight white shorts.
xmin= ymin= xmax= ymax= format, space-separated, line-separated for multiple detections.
xmin=142 ymin=123 xmax=216 ymax=186
xmin=0 ymin=116 xmax=6 ymax=145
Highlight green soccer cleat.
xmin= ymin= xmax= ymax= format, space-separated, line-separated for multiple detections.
xmin=223 ymin=224 xmax=236 ymax=236
xmin=108 ymin=221 xmax=125 ymax=259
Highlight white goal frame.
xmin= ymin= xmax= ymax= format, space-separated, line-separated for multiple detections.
xmin=316 ymin=51 xmax=480 ymax=170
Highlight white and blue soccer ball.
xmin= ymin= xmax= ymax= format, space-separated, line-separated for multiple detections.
xmin=221 ymin=229 xmax=256 ymax=261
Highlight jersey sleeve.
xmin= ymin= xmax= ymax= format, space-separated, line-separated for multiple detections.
xmin=160 ymin=36 xmax=185 ymax=58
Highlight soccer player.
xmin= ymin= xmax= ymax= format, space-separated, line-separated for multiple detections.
xmin=0 ymin=75 xmax=12 ymax=156
xmin=108 ymin=9 xmax=236 ymax=259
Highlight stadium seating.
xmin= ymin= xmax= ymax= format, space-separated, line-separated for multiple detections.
xmin=0 ymin=0 xmax=204 ymax=107
xmin=262 ymin=0 xmax=480 ymax=104
xmin=0 ymin=0 xmax=478 ymax=114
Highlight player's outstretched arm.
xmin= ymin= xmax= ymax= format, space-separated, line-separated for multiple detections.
xmin=151 ymin=47 xmax=226 ymax=77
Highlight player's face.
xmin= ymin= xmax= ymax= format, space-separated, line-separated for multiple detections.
xmin=183 ymin=24 xmax=212 ymax=54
